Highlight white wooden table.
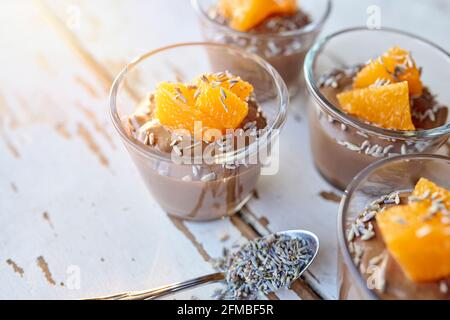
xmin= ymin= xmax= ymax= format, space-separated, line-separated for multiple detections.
xmin=1 ymin=0 xmax=449 ymax=300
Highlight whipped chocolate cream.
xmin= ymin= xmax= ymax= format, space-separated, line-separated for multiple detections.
xmin=346 ymin=192 xmax=450 ymax=300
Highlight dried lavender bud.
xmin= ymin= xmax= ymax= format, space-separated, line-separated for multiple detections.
xmin=214 ymin=234 xmax=313 ymax=300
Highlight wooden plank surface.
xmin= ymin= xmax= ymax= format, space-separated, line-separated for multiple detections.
xmin=1 ymin=0 xmax=449 ymax=300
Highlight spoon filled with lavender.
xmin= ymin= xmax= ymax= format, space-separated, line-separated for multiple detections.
xmin=87 ymin=230 xmax=319 ymax=300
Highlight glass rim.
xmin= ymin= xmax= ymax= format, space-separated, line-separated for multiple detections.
xmin=337 ymin=153 xmax=450 ymax=300
xmin=191 ymin=0 xmax=332 ymax=39
xmin=304 ymin=27 xmax=450 ymax=140
xmin=109 ymin=42 xmax=289 ymax=164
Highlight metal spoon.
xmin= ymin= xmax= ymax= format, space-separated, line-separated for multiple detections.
xmin=86 ymin=230 xmax=319 ymax=300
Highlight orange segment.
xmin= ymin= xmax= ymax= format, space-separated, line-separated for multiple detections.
xmin=354 ymin=46 xmax=423 ymax=96
xmin=337 ymin=81 xmax=415 ymax=130
xmin=154 ymin=73 xmax=250 ymax=137
xmin=218 ymin=0 xmax=298 ymax=32
xmin=156 ymin=82 xmax=197 ymax=105
xmin=154 ymin=82 xmax=214 ymax=133
xmin=197 ymin=72 xmax=254 ymax=101
xmin=413 ymin=178 xmax=450 ymax=208
xmin=376 ymin=179 xmax=450 ymax=282
xmin=196 ymin=83 xmax=249 ymax=131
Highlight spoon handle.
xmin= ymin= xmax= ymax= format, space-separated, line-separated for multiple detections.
xmin=86 ymin=272 xmax=226 ymax=300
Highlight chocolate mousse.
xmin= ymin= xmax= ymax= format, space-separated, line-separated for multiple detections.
xmin=199 ymin=0 xmax=319 ymax=95
xmin=310 ymin=47 xmax=449 ymax=190
xmin=344 ymin=178 xmax=450 ymax=299
xmin=125 ymin=71 xmax=268 ymax=221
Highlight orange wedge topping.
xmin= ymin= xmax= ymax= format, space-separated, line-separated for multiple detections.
xmin=154 ymin=82 xmax=211 ymax=133
xmin=413 ymin=178 xmax=450 ymax=208
xmin=196 ymin=82 xmax=249 ymax=131
xmin=354 ymin=46 xmax=423 ymax=97
xmin=337 ymin=81 xmax=415 ymax=130
xmin=197 ymin=72 xmax=253 ymax=101
xmin=154 ymin=73 xmax=252 ymax=138
xmin=376 ymin=178 xmax=450 ymax=282
xmin=218 ymin=0 xmax=298 ymax=32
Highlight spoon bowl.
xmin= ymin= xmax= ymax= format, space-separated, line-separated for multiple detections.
xmin=222 ymin=229 xmax=320 ymax=299
xmin=276 ymin=229 xmax=320 ymax=281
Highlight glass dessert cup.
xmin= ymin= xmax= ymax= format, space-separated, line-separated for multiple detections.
xmin=110 ymin=43 xmax=288 ymax=221
xmin=337 ymin=154 xmax=450 ymax=300
xmin=192 ymin=0 xmax=331 ymax=97
xmin=305 ymin=27 xmax=450 ymax=191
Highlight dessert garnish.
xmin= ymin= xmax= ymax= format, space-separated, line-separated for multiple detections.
xmin=376 ymin=178 xmax=450 ymax=282
xmin=354 ymin=46 xmax=423 ymax=96
xmin=336 ymin=46 xmax=426 ymax=131
xmin=127 ymin=71 xmax=265 ymax=149
xmin=154 ymin=72 xmax=252 ymax=137
xmin=337 ymin=81 xmax=415 ymax=131
xmin=126 ymin=70 xmax=268 ymax=166
xmin=217 ymin=0 xmax=298 ymax=32
xmin=213 ymin=234 xmax=314 ymax=300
